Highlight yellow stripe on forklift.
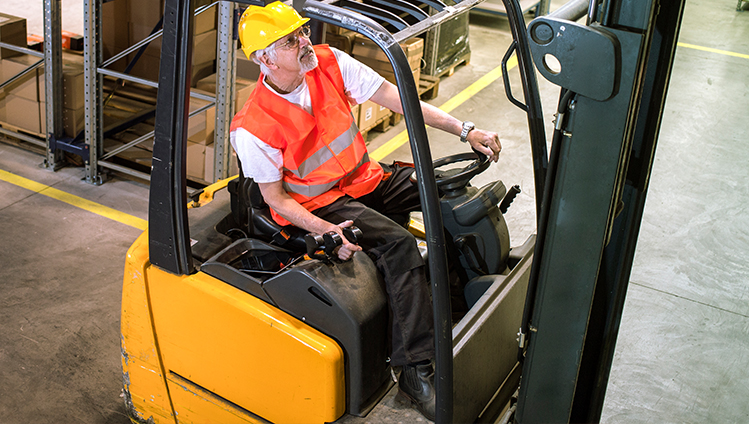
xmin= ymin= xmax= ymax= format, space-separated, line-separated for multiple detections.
xmin=371 ymin=55 xmax=519 ymax=162
xmin=677 ymin=42 xmax=749 ymax=60
xmin=0 ymin=168 xmax=148 ymax=231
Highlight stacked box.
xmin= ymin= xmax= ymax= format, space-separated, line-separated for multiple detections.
xmin=352 ymin=36 xmax=423 ymax=86
xmin=352 ymin=36 xmax=423 ymax=130
xmin=0 ymin=52 xmax=85 ymax=136
xmin=195 ymin=73 xmax=257 ymax=114
xmin=193 ymin=74 xmax=259 ymax=182
xmin=185 ymin=89 xmax=216 ymax=181
xmin=358 ymin=100 xmax=377 ymax=131
xmin=236 ymin=56 xmax=261 ymax=81
xmin=102 ymin=0 xmax=216 ymax=83
xmin=324 ymin=27 xmax=357 ymax=55
xmin=0 ymin=13 xmax=27 ymax=59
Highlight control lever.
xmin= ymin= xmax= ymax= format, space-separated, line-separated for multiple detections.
xmin=499 ymin=184 xmax=521 ymax=214
xmin=305 ymin=226 xmax=362 ymax=262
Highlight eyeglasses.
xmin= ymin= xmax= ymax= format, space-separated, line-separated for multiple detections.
xmin=270 ymin=25 xmax=311 ymax=51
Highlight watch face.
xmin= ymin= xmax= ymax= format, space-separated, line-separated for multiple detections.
xmin=461 ymin=121 xmax=475 ymax=142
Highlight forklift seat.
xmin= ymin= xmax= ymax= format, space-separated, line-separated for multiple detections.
xmin=228 ymin=170 xmax=309 ymax=252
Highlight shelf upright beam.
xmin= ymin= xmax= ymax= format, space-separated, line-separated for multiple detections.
xmin=43 ymin=0 xmax=65 ymax=170
xmin=83 ymin=0 xmax=104 ymax=184
xmin=212 ymin=1 xmax=237 ymax=182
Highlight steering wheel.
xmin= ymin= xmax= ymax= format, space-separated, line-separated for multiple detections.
xmin=412 ymin=148 xmax=491 ymax=191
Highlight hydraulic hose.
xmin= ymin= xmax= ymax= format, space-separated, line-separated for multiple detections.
xmin=518 ymin=89 xmax=575 ymax=362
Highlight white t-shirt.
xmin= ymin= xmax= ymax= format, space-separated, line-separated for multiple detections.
xmin=230 ymin=47 xmax=386 ymax=183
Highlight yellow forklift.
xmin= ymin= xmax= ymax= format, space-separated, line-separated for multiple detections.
xmin=120 ymin=0 xmax=685 ymax=422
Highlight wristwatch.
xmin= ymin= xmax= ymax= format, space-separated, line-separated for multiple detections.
xmin=460 ymin=121 xmax=475 ymax=143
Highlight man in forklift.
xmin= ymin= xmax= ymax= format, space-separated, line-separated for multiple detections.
xmin=229 ymin=2 xmax=501 ymax=420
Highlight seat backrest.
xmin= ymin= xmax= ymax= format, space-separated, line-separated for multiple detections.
xmin=228 ymin=164 xmax=308 ymax=252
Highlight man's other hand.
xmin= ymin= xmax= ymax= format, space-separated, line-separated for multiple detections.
xmin=330 ymin=220 xmax=362 ymax=261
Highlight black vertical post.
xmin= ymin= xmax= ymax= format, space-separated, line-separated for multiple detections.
xmin=149 ymin=0 xmax=195 ymax=275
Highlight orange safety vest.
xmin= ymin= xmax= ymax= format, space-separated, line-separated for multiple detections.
xmin=231 ymin=45 xmax=384 ymax=226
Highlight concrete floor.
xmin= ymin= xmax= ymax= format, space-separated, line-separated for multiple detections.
xmin=1 ymin=0 xmax=748 ymax=423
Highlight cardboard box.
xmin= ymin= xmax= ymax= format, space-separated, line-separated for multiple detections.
xmin=376 ymin=103 xmax=392 ymax=122
xmin=193 ymin=29 xmax=217 ymax=67
xmin=3 ymin=94 xmax=42 ymax=134
xmin=325 ymin=30 xmax=357 ymax=55
xmin=187 ymin=141 xmax=206 ymax=180
xmin=62 ymin=107 xmax=85 ymax=138
xmin=234 ymin=79 xmax=256 ymax=112
xmin=126 ymin=52 xmax=161 ymax=82
xmin=130 ymin=22 xmax=162 ymax=57
xmin=102 ymin=0 xmax=131 ymax=59
xmin=229 ymin=149 xmax=239 ymax=176
xmin=379 ymin=66 xmax=421 ymax=87
xmin=187 ymin=91 xmax=216 ymax=145
xmin=191 ymin=59 xmax=215 ymax=87
xmin=358 ymin=100 xmax=377 ymax=131
xmin=0 ymin=56 xmax=41 ymax=101
xmin=0 ymin=13 xmax=27 ymax=59
xmin=353 ymin=36 xmax=423 ymax=88
xmin=195 ymin=4 xmax=217 ymax=35
xmin=62 ymin=59 xmax=85 ymax=110
xmin=236 ymin=56 xmax=261 ymax=81
xmin=27 ymin=53 xmax=87 ymax=109
xmin=196 ymin=73 xmax=257 ymax=113
xmin=352 ymin=36 xmax=424 ymax=71
xmin=204 ymin=141 xmax=215 ymax=181
xmin=324 ymin=23 xmax=346 ymax=35
xmin=128 ymin=0 xmax=164 ymax=38
xmin=39 ymin=100 xmax=45 ymax=134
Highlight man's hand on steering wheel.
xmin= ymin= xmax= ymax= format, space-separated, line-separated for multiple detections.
xmin=466 ymin=129 xmax=502 ymax=162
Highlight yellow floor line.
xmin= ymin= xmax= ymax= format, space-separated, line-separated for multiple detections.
xmin=371 ymin=56 xmax=519 ymax=162
xmin=0 ymin=168 xmax=148 ymax=231
xmin=677 ymin=42 xmax=749 ymax=60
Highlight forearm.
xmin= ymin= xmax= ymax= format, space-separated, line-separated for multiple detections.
xmin=259 ymin=181 xmax=362 ymax=260
xmin=369 ymin=81 xmax=501 ymax=161
xmin=369 ymin=81 xmax=461 ymax=133
xmin=262 ymin=187 xmax=336 ymax=235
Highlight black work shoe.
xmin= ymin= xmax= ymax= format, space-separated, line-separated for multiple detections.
xmin=399 ymin=361 xmax=436 ymax=421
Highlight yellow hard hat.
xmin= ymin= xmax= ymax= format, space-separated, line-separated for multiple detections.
xmin=238 ymin=1 xmax=310 ymax=59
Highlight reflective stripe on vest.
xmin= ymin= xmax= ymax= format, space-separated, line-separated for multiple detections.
xmin=283 ymin=152 xmax=371 ymax=198
xmin=283 ymin=120 xmax=359 ymax=179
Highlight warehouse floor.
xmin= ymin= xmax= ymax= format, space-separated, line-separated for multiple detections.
xmin=1 ymin=1 xmax=748 ymax=423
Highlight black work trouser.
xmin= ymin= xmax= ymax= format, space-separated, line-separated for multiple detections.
xmin=312 ymin=163 xmax=434 ymax=366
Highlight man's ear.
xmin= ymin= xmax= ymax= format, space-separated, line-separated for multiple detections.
xmin=256 ymin=52 xmax=277 ymax=70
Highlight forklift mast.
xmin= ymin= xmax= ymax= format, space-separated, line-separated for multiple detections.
xmin=516 ymin=0 xmax=685 ymax=422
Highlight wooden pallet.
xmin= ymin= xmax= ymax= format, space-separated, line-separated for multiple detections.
xmin=436 ymin=52 xmax=471 ymax=78
xmin=418 ymin=74 xmax=440 ymax=101
xmin=360 ymin=112 xmax=394 ymax=142
xmin=0 ymin=121 xmax=45 ymax=141
xmin=387 ymin=74 xmax=442 ymax=126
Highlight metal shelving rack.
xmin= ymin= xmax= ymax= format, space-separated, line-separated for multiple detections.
xmin=0 ymin=0 xmax=66 ymax=171
xmin=2 ymin=0 xmax=237 ymax=185
xmin=82 ymin=0 xmax=237 ymax=185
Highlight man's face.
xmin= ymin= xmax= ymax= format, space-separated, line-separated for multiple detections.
xmin=269 ymin=25 xmax=318 ymax=74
